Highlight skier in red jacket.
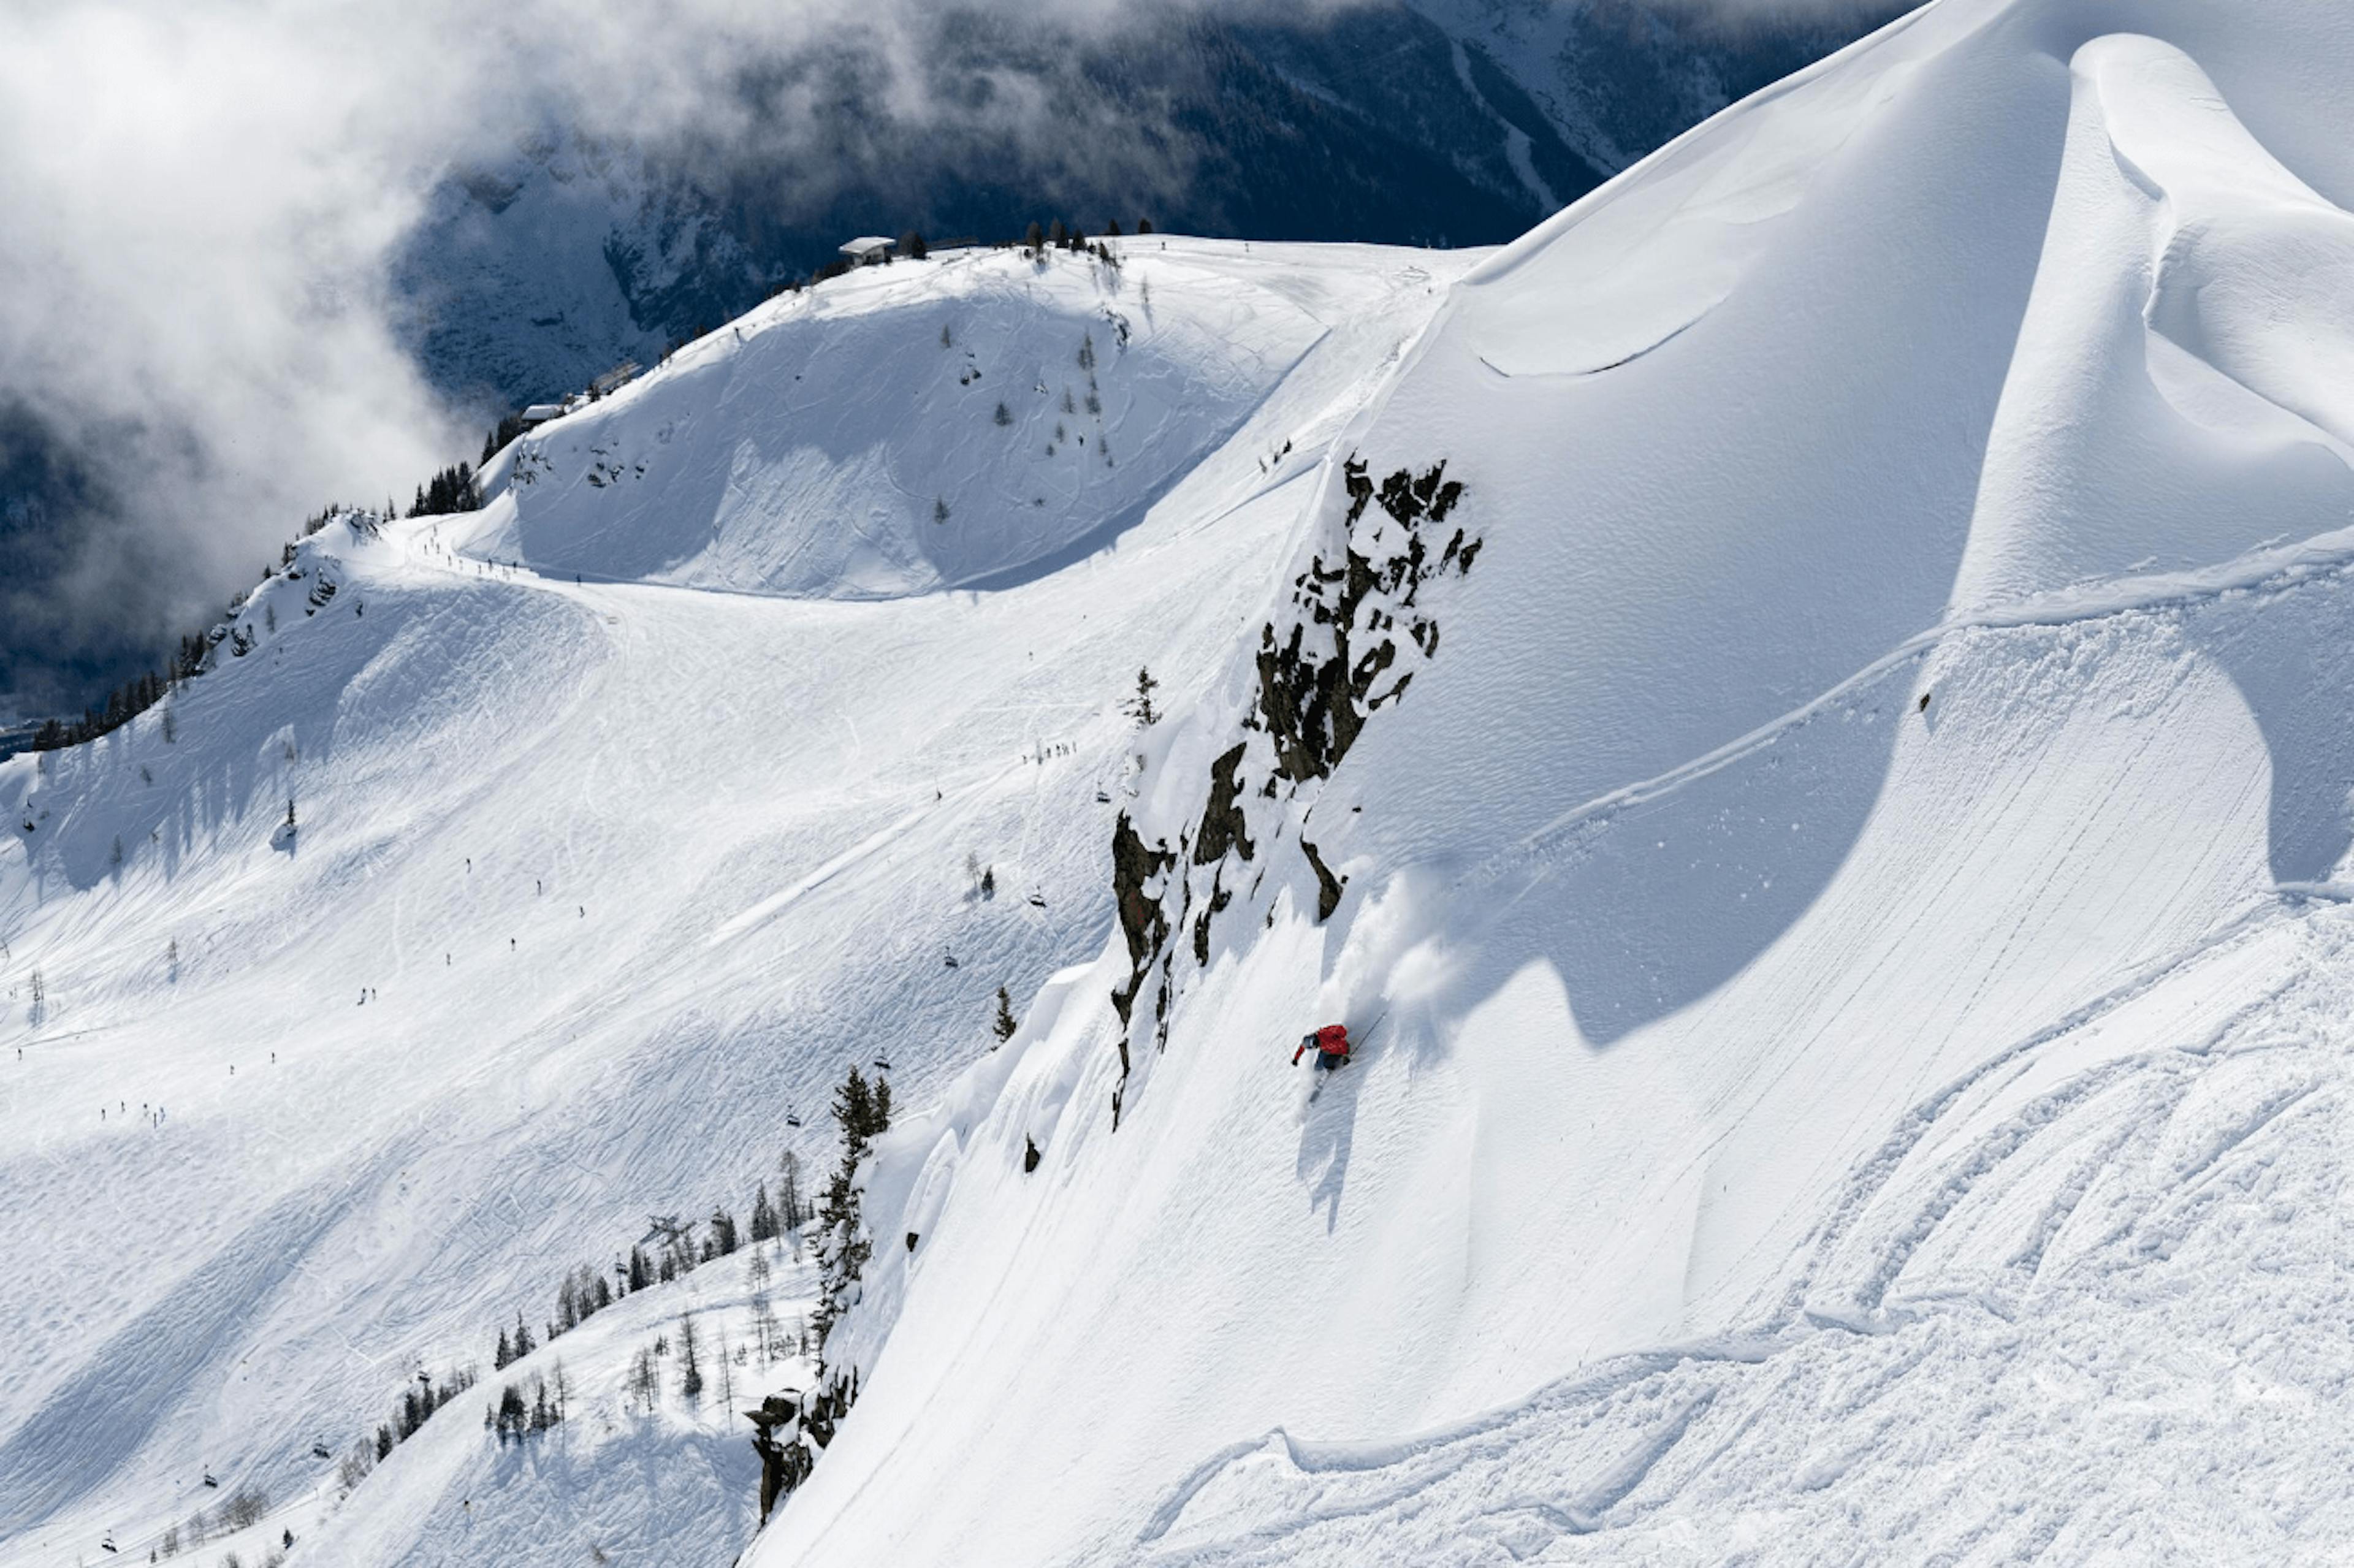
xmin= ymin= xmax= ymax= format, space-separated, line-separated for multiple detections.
xmin=1292 ymin=1023 xmax=1350 ymax=1071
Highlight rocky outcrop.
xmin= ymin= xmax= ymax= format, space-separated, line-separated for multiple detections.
xmin=1100 ymin=453 xmax=1481 ymax=1122
xmin=1255 ymin=459 xmax=1466 ymax=782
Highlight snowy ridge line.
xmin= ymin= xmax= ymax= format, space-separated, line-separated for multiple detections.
xmin=1453 ymin=0 xmax=1941 ymax=297
xmin=1481 ymin=519 xmax=2354 ymax=887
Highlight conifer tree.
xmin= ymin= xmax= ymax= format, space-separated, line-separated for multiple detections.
xmin=750 ymin=1181 xmax=779 ymax=1243
xmin=810 ymin=1065 xmax=892 ymax=1352
xmin=994 ymin=985 xmax=1018 ymax=1043
xmin=779 ymin=1150 xmax=805 ymax=1231
xmin=679 ymin=1313 xmax=704 ymax=1401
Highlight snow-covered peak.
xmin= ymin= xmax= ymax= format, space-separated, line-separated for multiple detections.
xmin=456 ymin=244 xmax=1333 ymax=600
xmin=15 ymin=0 xmax=2354 ymax=1562
xmin=0 ymin=237 xmax=1477 ymax=1568
xmin=748 ymin=1 xmax=2354 ymax=1561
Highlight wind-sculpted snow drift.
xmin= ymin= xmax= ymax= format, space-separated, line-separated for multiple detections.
xmin=748 ymin=0 xmax=2354 ymax=1562
xmin=12 ymin=0 xmax=2354 ymax=1562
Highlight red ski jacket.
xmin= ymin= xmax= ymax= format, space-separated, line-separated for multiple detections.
xmin=1292 ymin=1024 xmax=1350 ymax=1065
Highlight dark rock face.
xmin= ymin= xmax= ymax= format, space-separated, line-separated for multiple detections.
xmin=1101 ymin=451 xmax=1480 ymax=1127
xmin=1110 ymin=811 xmax=1176 ymax=1026
xmin=1300 ymin=839 xmax=1346 ymax=922
xmin=1257 ymin=459 xmax=1468 ymax=786
xmin=1192 ymin=743 xmax=1254 ymax=867
xmin=748 ymin=1375 xmax=858 ymax=1523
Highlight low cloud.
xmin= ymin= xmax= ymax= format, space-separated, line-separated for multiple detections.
xmin=0 ymin=0 xmax=1299 ymax=714
xmin=0 ymin=0 xmax=1875 ymax=715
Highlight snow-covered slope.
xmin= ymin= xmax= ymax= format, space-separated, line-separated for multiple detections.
xmin=16 ymin=0 xmax=2354 ymax=1561
xmin=463 ymin=246 xmax=1326 ymax=598
xmin=0 ymin=240 xmax=1476 ymax=1566
xmin=740 ymin=0 xmax=2354 ymax=1562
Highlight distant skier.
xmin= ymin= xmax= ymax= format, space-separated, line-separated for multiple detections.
xmin=1291 ymin=1024 xmax=1350 ymax=1073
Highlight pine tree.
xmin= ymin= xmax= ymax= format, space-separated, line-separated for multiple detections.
xmin=631 ymin=1345 xmax=660 ymax=1413
xmin=811 ymin=1066 xmax=893 ymax=1353
xmin=495 ymin=1326 xmax=512 ymax=1370
xmin=750 ymin=1182 xmax=779 ymax=1243
xmin=628 ymin=1245 xmax=651 ymax=1293
xmin=495 ymin=1383 xmax=527 ymax=1442
xmin=993 ymin=985 xmax=1018 ymax=1043
xmin=679 ymin=1313 xmax=704 ymax=1401
xmin=1127 ymin=666 xmax=1160 ymax=726
xmin=779 ymin=1150 xmax=805 ymax=1231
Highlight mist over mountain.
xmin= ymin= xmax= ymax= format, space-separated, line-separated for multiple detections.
xmin=0 ymin=0 xmax=1887 ymax=726
xmin=398 ymin=2 xmax=1876 ymax=409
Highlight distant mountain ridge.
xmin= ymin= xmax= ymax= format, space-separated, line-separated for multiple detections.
xmin=394 ymin=1 xmax=1892 ymax=413
xmin=1 ymin=1 xmax=1888 ymax=752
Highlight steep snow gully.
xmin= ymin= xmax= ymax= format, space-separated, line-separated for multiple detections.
xmin=12 ymin=0 xmax=2354 ymax=1562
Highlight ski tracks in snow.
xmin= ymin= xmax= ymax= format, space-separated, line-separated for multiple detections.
xmin=1473 ymin=520 xmax=2354 ymax=893
xmin=1133 ymin=898 xmax=2354 ymax=1565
